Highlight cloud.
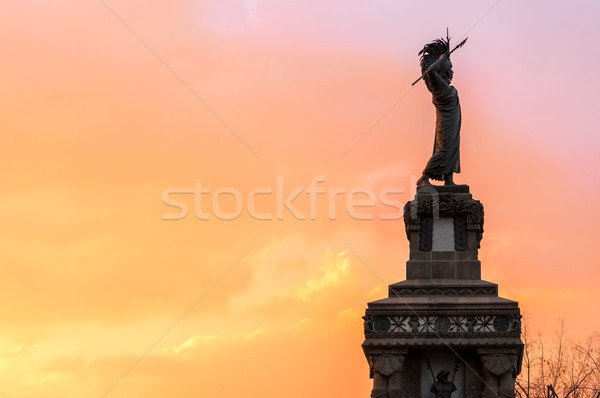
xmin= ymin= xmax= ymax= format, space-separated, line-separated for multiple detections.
xmin=31 ymin=320 xmax=369 ymax=398
xmin=290 ymin=248 xmax=353 ymax=302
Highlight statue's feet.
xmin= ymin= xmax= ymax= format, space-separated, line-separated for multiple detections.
xmin=444 ymin=174 xmax=455 ymax=186
xmin=417 ymin=176 xmax=431 ymax=187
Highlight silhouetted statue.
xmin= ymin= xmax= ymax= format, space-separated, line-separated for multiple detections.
xmin=430 ymin=370 xmax=457 ymax=398
xmin=416 ymin=36 xmax=462 ymax=187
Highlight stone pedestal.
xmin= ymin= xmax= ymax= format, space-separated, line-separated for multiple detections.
xmin=362 ymin=186 xmax=523 ymax=397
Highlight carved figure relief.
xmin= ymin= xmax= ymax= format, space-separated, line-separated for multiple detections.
xmin=426 ymin=358 xmax=460 ymax=398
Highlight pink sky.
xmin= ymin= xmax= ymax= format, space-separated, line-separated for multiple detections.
xmin=0 ymin=1 xmax=599 ymax=397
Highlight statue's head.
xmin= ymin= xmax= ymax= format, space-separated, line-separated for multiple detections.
xmin=436 ymin=370 xmax=450 ymax=381
xmin=419 ymin=38 xmax=453 ymax=85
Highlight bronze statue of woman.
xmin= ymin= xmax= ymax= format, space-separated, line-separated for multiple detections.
xmin=416 ymin=37 xmax=461 ymax=187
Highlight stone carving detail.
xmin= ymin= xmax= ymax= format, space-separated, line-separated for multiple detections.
xmin=481 ymin=354 xmax=517 ymax=376
xmin=493 ymin=315 xmax=510 ymax=332
xmin=434 ymin=316 xmax=451 ymax=332
xmin=389 ymin=285 xmax=497 ymax=297
xmin=453 ymin=215 xmax=468 ymax=250
xmin=480 ymin=351 xmax=519 ymax=398
xmin=374 ymin=316 xmax=392 ymax=332
xmin=364 ymin=314 xmax=521 ymax=336
xmin=369 ymin=355 xmax=405 ymax=377
xmin=404 ymin=194 xmax=485 ymax=247
xmin=367 ymin=354 xmax=406 ymax=398
xmin=403 ymin=355 xmax=421 ymax=397
xmin=512 ymin=314 xmax=522 ymax=333
xmin=419 ymin=216 xmax=433 ymax=251
xmin=414 ymin=195 xmax=482 ymax=218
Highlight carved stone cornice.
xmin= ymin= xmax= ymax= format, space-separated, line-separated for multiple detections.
xmin=389 ymin=285 xmax=497 ymax=297
xmin=363 ymin=313 xmax=522 ymax=336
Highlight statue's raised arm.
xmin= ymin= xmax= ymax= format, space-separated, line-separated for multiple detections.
xmin=426 ymin=54 xmax=452 ymax=91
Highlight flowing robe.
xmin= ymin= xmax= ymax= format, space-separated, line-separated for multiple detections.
xmin=422 ymin=69 xmax=461 ymax=180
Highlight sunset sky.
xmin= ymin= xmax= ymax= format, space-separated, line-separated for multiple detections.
xmin=1 ymin=1 xmax=599 ymax=397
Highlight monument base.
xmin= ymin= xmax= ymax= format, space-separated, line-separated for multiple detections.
xmin=363 ymin=186 xmax=523 ymax=397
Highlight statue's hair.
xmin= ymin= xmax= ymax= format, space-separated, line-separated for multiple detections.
xmin=418 ymin=38 xmax=450 ymax=74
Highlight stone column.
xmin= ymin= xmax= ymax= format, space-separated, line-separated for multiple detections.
xmin=367 ymin=353 xmax=406 ymax=398
xmin=499 ymin=371 xmax=517 ymax=398
xmin=479 ymin=349 xmax=519 ymax=398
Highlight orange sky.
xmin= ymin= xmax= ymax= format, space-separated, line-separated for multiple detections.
xmin=1 ymin=1 xmax=599 ymax=397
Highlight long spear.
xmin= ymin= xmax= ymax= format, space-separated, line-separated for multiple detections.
xmin=425 ymin=358 xmax=436 ymax=382
xmin=451 ymin=358 xmax=461 ymax=382
xmin=411 ymin=37 xmax=468 ymax=86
